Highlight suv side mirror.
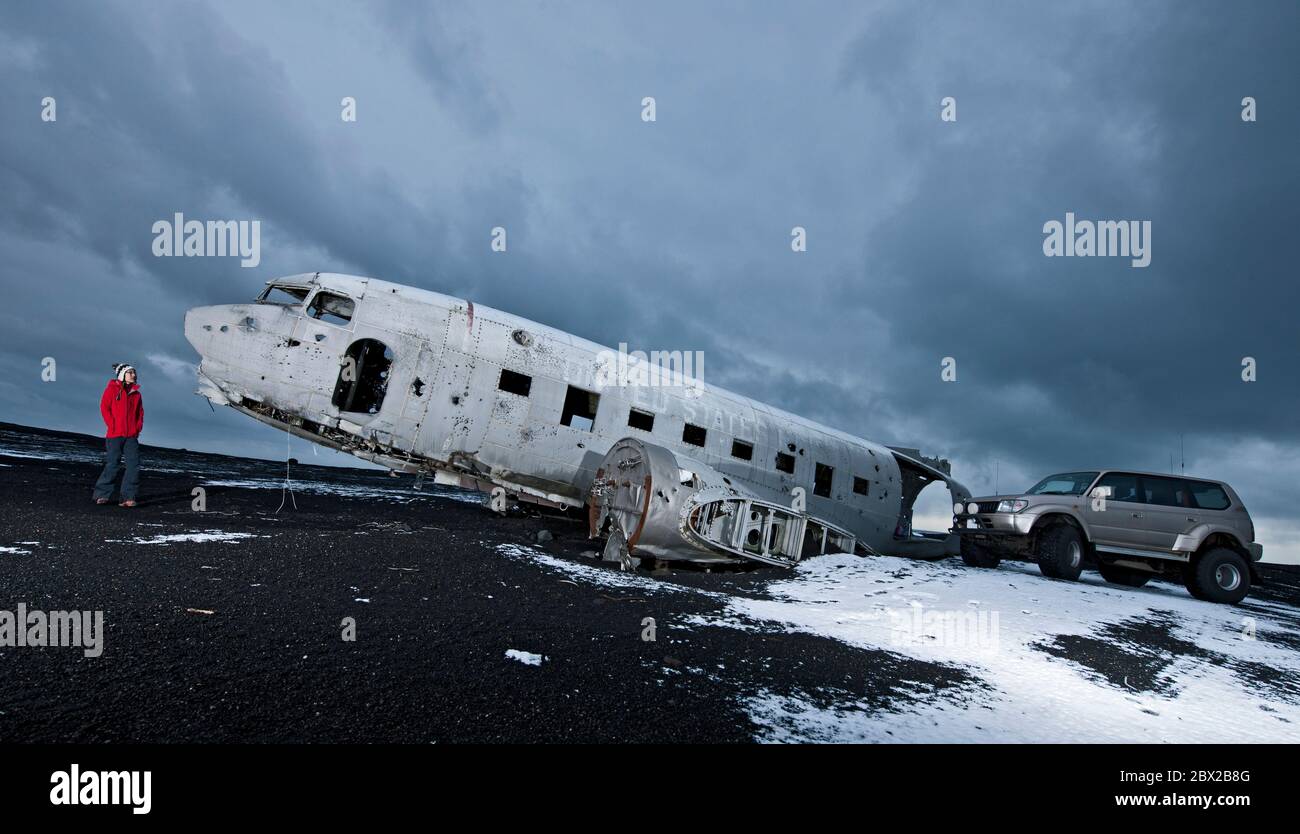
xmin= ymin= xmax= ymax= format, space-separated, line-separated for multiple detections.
xmin=1091 ymin=486 xmax=1112 ymax=499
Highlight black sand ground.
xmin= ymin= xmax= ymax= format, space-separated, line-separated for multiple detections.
xmin=0 ymin=423 xmax=988 ymax=742
xmin=3 ymin=423 xmax=1296 ymax=743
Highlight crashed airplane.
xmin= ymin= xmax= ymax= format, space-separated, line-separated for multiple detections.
xmin=184 ymin=273 xmax=970 ymax=569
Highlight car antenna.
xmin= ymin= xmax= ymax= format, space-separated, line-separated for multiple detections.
xmin=994 ymin=460 xmax=999 ymax=495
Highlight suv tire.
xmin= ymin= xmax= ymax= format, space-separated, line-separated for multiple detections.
xmin=1182 ymin=566 xmax=1208 ymax=600
xmin=1187 ymin=547 xmax=1251 ymax=604
xmin=1097 ymin=562 xmax=1151 ymax=588
xmin=960 ymin=538 xmax=1001 ymax=569
xmin=1037 ymin=524 xmax=1084 ymax=581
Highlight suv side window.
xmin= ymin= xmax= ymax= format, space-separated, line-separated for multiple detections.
xmin=1094 ymin=472 xmax=1141 ymax=503
xmin=1140 ymin=475 xmax=1187 ymax=507
xmin=1189 ymin=481 xmax=1231 ymax=511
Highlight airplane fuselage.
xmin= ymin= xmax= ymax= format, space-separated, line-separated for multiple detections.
xmin=185 ymin=273 xmax=968 ymax=563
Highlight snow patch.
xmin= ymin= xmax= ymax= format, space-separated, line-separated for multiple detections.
xmin=495 ymin=543 xmax=724 ymax=599
xmin=720 ymin=554 xmax=1300 ymax=742
xmin=505 ymin=649 xmax=545 ymax=666
xmin=110 ymin=530 xmax=264 ymax=546
xmin=498 ymin=543 xmax=1300 ymax=742
xmin=202 ymin=477 xmax=483 ymax=505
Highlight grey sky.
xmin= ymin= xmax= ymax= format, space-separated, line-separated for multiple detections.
xmin=1 ymin=1 xmax=1296 ymax=557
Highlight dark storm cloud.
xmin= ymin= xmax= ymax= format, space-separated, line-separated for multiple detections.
xmin=374 ymin=0 xmax=503 ymax=134
xmin=0 ymin=1 xmax=1295 ymax=553
xmin=0 ymin=0 xmax=519 ymax=458
xmin=824 ymin=1 xmax=1299 ymax=515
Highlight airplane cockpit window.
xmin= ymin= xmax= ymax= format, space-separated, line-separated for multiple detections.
xmin=257 ymin=285 xmax=309 ymax=306
xmin=332 ymin=338 xmax=392 ymax=415
xmin=308 ymin=292 xmax=355 ymax=326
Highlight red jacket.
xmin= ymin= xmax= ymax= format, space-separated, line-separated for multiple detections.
xmin=101 ymin=380 xmax=144 ymax=438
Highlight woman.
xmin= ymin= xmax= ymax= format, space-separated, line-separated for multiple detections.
xmin=93 ymin=363 xmax=144 ymax=507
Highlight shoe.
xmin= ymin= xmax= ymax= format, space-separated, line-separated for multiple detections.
xmin=119 ymin=500 xmax=137 ymax=508
xmin=95 ymin=498 xmax=111 ymax=505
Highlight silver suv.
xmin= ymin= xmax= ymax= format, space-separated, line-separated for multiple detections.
xmin=952 ymin=470 xmax=1263 ymax=604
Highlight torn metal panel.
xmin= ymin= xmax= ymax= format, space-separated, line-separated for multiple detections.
xmin=588 ymin=437 xmax=864 ymax=568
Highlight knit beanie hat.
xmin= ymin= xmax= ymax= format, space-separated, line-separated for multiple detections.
xmin=113 ymin=363 xmax=136 ymax=382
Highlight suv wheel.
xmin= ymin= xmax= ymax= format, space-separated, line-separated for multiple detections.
xmin=1037 ymin=524 xmax=1084 ymax=581
xmin=1181 ymin=566 xmax=1207 ymax=600
xmin=959 ymin=538 xmax=1001 ymax=569
xmin=1097 ymin=562 xmax=1151 ymax=588
xmin=1187 ymin=547 xmax=1251 ymax=604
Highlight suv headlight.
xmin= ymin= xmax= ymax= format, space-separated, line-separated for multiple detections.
xmin=997 ymin=499 xmax=1029 ymax=513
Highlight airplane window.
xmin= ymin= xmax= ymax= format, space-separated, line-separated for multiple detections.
xmin=498 ymin=369 xmax=532 ymax=397
xmin=561 ymin=385 xmax=599 ymax=431
xmin=731 ymin=439 xmax=753 ymax=460
xmin=683 ymin=423 xmax=707 ymax=447
xmin=258 ymin=285 xmax=309 ymax=306
xmin=628 ymin=408 xmax=655 ymax=432
xmin=853 ymin=476 xmax=870 ymax=496
xmin=332 ymin=338 xmax=392 ymax=415
xmin=308 ymin=292 xmax=355 ymax=326
xmin=814 ymin=462 xmax=834 ymax=498
xmin=775 ymin=451 xmax=795 ymax=473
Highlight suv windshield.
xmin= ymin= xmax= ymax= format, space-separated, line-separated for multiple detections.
xmin=1025 ymin=471 xmax=1099 ymax=496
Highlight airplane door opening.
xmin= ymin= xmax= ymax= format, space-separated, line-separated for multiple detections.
xmin=909 ymin=478 xmax=956 ymax=537
xmin=890 ymin=452 xmax=969 ymax=559
xmin=333 ymin=338 xmax=393 ymax=415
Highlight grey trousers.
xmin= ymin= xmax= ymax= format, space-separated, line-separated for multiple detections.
xmin=94 ymin=436 xmax=140 ymax=501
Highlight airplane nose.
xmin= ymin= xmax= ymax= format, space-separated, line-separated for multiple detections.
xmin=184 ymin=305 xmax=243 ymax=405
xmin=184 ymin=304 xmax=231 ymax=357
xmin=183 ymin=307 xmax=203 ymax=354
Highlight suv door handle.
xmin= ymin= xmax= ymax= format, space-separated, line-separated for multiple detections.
xmin=1131 ymin=512 xmax=1143 ymax=519
xmin=1187 ymin=517 xmax=1198 ymax=523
